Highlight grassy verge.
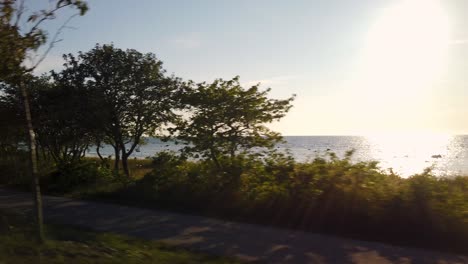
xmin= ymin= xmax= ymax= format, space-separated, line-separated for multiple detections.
xmin=84 ymin=157 xmax=153 ymax=179
xmin=0 ymin=210 xmax=239 ymax=264
xmin=2 ymin=153 xmax=468 ymax=256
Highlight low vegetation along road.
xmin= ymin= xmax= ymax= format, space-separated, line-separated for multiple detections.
xmin=0 ymin=188 xmax=466 ymax=264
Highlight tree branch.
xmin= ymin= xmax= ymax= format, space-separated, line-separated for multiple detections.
xmin=27 ymin=3 xmax=73 ymax=35
xmin=29 ymin=13 xmax=78 ymax=71
xmin=13 ymin=0 xmax=25 ymax=28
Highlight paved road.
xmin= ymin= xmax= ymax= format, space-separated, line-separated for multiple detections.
xmin=0 ymin=189 xmax=466 ymax=264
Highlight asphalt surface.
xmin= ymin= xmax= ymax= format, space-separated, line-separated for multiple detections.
xmin=0 ymin=188 xmax=466 ymax=264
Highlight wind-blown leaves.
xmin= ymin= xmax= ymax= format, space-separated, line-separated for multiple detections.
xmin=175 ymin=76 xmax=295 ymax=170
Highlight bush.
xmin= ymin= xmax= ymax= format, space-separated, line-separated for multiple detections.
xmin=50 ymin=160 xmax=112 ymax=191
xmin=80 ymin=150 xmax=468 ymax=253
xmin=138 ymin=151 xmax=191 ymax=199
xmin=0 ymin=151 xmax=56 ymax=186
xmin=0 ymin=152 xmax=29 ymax=185
xmin=138 ymin=151 xmax=257 ymax=211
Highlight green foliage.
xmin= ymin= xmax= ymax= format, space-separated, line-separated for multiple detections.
xmin=59 ymin=44 xmax=180 ymax=177
xmin=0 ymin=0 xmax=89 ymax=243
xmin=140 ymin=151 xmax=254 ymax=207
xmin=240 ymin=152 xmax=295 ymax=205
xmin=140 ymin=151 xmax=201 ymax=201
xmin=0 ymin=151 xmax=29 ymax=185
xmin=174 ymin=76 xmax=295 ymax=171
xmin=0 ymin=2 xmax=465 ymax=251
xmin=18 ymin=151 xmax=468 ymax=253
xmin=50 ymin=160 xmax=112 ymax=192
xmin=128 ymin=151 xmax=468 ymax=253
xmin=30 ymin=76 xmax=95 ymax=165
xmin=151 ymin=150 xmax=187 ymax=169
xmin=400 ymin=173 xmax=468 ymax=238
xmin=0 ymin=210 xmax=239 ymax=264
xmin=0 ymin=87 xmax=25 ymax=156
xmin=0 ymin=75 xmax=96 ymax=167
xmin=0 ymin=0 xmax=88 ymax=81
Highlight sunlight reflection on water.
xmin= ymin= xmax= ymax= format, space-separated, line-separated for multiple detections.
xmin=282 ymin=135 xmax=468 ymax=177
xmin=87 ymin=135 xmax=468 ymax=177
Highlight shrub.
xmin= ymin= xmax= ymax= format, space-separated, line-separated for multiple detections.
xmin=51 ymin=160 xmax=112 ymax=191
xmin=122 ymin=150 xmax=468 ymax=253
xmin=139 ymin=151 xmax=191 ymax=199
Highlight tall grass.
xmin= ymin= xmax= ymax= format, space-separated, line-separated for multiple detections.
xmin=124 ymin=151 xmax=468 ymax=253
xmin=2 ymin=150 xmax=467 ymax=253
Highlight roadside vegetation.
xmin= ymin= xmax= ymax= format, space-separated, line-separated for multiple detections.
xmin=1 ymin=0 xmax=467 ymax=258
xmin=0 ymin=210 xmax=239 ymax=264
xmin=1 ymin=149 xmax=468 ymax=254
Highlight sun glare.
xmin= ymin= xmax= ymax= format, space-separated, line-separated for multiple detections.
xmin=363 ymin=0 xmax=450 ymax=87
xmin=350 ymin=0 xmax=451 ymax=124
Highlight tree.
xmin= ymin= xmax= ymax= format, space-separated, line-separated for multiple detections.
xmin=31 ymin=75 xmax=95 ymax=166
xmin=0 ymin=84 xmax=25 ymax=157
xmin=0 ymin=0 xmax=88 ymax=242
xmin=175 ymin=76 xmax=295 ymax=172
xmin=61 ymin=44 xmax=180 ymax=177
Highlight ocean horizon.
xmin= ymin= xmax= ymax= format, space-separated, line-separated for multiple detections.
xmin=86 ymin=135 xmax=468 ymax=177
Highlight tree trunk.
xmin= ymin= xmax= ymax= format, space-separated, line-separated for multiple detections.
xmin=20 ymin=81 xmax=45 ymax=243
xmin=121 ymin=154 xmax=130 ymax=178
xmin=96 ymin=141 xmax=104 ymax=162
xmin=120 ymin=138 xmax=141 ymax=179
xmin=113 ymin=145 xmax=120 ymax=176
xmin=210 ymin=148 xmax=222 ymax=171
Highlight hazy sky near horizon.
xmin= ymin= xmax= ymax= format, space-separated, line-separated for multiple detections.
xmin=30 ymin=0 xmax=468 ymax=135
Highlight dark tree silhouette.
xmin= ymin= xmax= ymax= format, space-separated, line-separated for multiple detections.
xmin=175 ymin=76 xmax=295 ymax=172
xmin=0 ymin=0 xmax=88 ymax=242
xmin=60 ymin=44 xmax=180 ymax=178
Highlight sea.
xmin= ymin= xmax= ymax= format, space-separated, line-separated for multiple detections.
xmin=86 ymin=135 xmax=468 ymax=177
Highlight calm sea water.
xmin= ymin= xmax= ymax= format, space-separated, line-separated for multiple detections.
xmin=86 ymin=135 xmax=468 ymax=177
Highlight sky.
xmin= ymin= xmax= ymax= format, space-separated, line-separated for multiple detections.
xmin=27 ymin=0 xmax=468 ymax=135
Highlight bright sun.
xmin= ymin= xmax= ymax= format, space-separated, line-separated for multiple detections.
xmin=363 ymin=0 xmax=450 ymax=91
xmin=350 ymin=0 xmax=451 ymax=132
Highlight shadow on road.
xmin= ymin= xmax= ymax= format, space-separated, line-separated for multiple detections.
xmin=0 ymin=190 xmax=466 ymax=264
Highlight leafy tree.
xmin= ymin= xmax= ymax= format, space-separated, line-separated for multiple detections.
xmin=175 ymin=77 xmax=295 ymax=171
xmin=61 ymin=44 xmax=180 ymax=177
xmin=0 ymin=0 xmax=88 ymax=242
xmin=32 ymin=75 xmax=95 ymax=166
xmin=0 ymin=0 xmax=88 ymax=79
xmin=0 ymin=85 xmax=24 ymax=156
